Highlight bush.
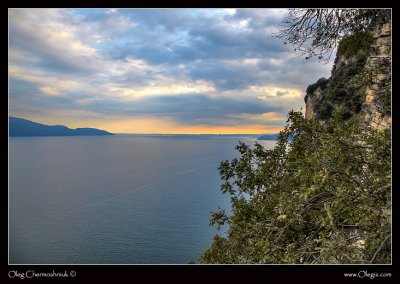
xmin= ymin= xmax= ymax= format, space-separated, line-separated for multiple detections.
xmin=201 ymin=110 xmax=391 ymax=264
xmin=312 ymin=54 xmax=368 ymax=121
xmin=337 ymin=31 xmax=374 ymax=59
xmin=306 ymin=77 xmax=330 ymax=95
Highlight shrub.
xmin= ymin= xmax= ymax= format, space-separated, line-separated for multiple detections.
xmin=201 ymin=110 xmax=391 ymax=264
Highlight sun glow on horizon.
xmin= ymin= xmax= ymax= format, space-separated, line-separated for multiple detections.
xmin=14 ymin=115 xmax=284 ymax=135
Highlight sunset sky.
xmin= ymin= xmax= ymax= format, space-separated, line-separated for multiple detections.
xmin=9 ymin=8 xmax=333 ymax=134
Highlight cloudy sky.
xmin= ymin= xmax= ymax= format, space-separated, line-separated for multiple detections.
xmin=9 ymin=8 xmax=333 ymax=134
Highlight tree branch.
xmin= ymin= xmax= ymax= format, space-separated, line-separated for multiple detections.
xmin=370 ymin=234 xmax=391 ymax=263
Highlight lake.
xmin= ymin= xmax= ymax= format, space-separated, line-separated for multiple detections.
xmin=9 ymin=135 xmax=276 ymax=264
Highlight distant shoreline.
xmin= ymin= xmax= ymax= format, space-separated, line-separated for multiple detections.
xmin=9 ymin=117 xmax=113 ymax=137
xmin=9 ymin=133 xmax=279 ymax=140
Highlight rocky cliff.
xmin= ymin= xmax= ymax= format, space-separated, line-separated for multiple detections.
xmin=305 ymin=20 xmax=391 ymax=130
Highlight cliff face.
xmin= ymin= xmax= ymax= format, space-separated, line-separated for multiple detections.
xmin=362 ymin=22 xmax=391 ymax=130
xmin=304 ymin=78 xmax=328 ymax=120
xmin=305 ymin=21 xmax=391 ymax=130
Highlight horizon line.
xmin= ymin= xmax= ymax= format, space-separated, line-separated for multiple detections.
xmin=113 ymin=133 xmax=279 ymax=135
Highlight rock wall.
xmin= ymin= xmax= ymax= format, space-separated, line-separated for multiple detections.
xmin=305 ymin=87 xmax=321 ymax=120
xmin=362 ymin=22 xmax=391 ymax=130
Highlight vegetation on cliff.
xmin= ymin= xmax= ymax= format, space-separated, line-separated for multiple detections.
xmin=304 ymin=11 xmax=391 ymax=122
xmin=201 ymin=9 xmax=391 ymax=264
xmin=311 ymin=44 xmax=370 ymax=121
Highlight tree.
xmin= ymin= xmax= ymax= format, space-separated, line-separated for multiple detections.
xmin=201 ymin=110 xmax=391 ymax=263
xmin=273 ymin=9 xmax=390 ymax=62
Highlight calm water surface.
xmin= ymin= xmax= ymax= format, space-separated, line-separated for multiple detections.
xmin=9 ymin=135 xmax=275 ymax=264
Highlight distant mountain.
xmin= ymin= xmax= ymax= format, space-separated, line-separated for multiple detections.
xmin=257 ymin=134 xmax=279 ymax=140
xmin=9 ymin=117 xmax=113 ymax=137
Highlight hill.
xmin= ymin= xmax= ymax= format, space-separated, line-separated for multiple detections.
xmin=9 ymin=117 xmax=113 ymax=137
xmin=257 ymin=134 xmax=279 ymax=140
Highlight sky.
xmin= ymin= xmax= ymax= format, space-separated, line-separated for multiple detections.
xmin=9 ymin=8 xmax=333 ymax=134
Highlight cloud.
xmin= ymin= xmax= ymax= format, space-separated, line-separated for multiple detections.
xmin=74 ymin=92 xmax=284 ymax=126
xmin=8 ymin=8 xmax=334 ymax=133
xmin=9 ymin=9 xmax=99 ymax=75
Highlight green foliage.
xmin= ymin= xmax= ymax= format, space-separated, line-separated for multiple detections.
xmin=337 ymin=31 xmax=374 ymax=59
xmin=201 ymin=110 xmax=391 ymax=264
xmin=313 ymin=53 xmax=368 ymax=120
xmin=376 ymin=79 xmax=391 ymax=116
xmin=306 ymin=77 xmax=330 ymax=96
xmin=314 ymin=100 xmax=334 ymax=120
